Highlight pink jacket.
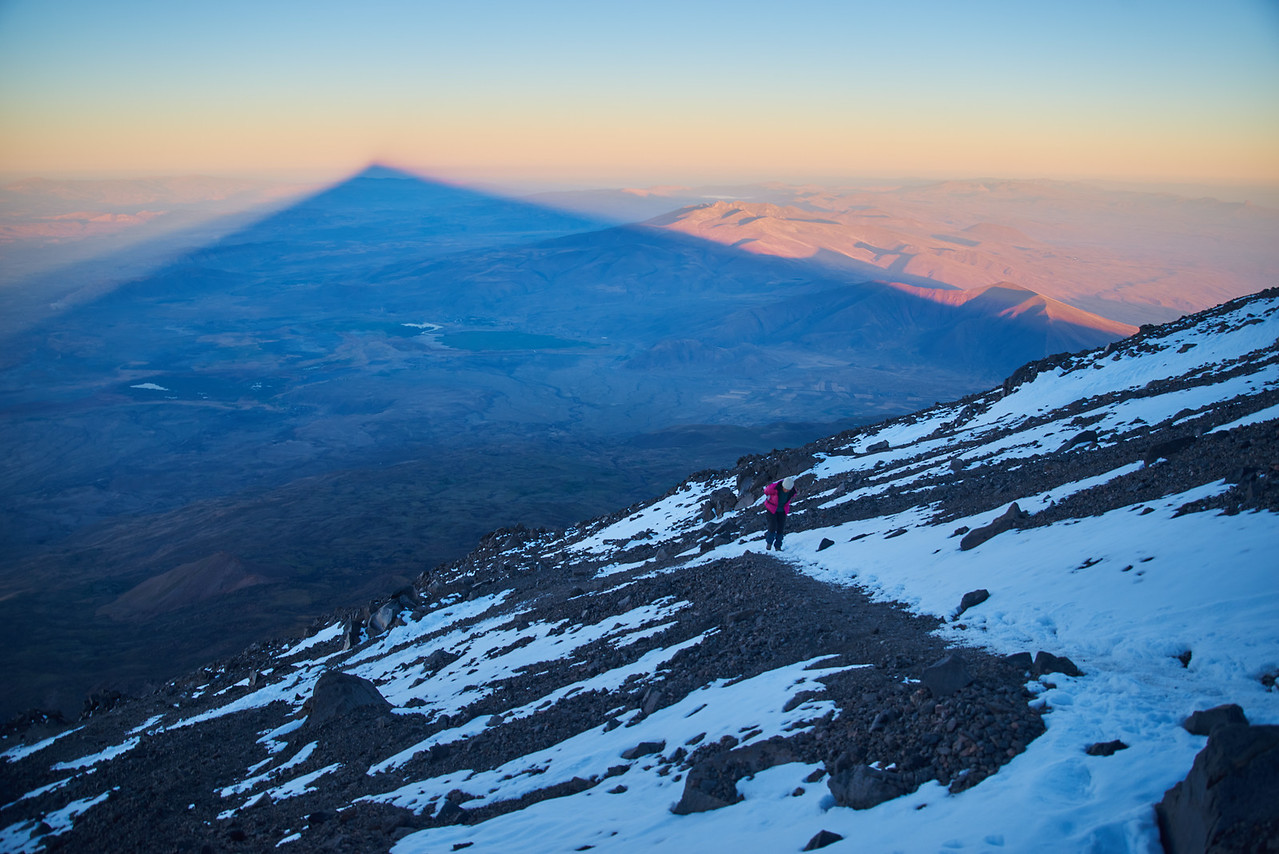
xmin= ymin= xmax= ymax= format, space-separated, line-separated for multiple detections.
xmin=764 ymin=481 xmax=796 ymax=514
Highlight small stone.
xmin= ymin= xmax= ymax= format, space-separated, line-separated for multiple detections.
xmin=621 ymin=741 xmax=666 ymax=760
xmin=1085 ymin=740 xmax=1129 ymax=756
xmin=955 ymin=589 xmax=990 ymax=618
xmin=1033 ymin=651 xmax=1082 ymax=678
xmin=869 ymin=709 xmax=898 ymax=732
xmin=803 ymin=829 xmax=845 ymax=850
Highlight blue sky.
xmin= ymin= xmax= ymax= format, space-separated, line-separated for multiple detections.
xmin=1 ymin=0 xmax=1276 ymax=186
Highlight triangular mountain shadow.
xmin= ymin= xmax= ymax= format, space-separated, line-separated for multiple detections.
xmin=176 ymin=163 xmax=615 ymax=278
xmin=0 ymin=165 xmax=1141 ymax=721
xmin=13 ymin=163 xmax=1134 ymax=379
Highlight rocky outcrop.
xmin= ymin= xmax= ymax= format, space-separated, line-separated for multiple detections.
xmin=1156 ymin=724 xmax=1279 ymax=853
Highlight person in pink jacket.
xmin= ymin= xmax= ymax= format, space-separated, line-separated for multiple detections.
xmin=763 ymin=476 xmax=797 ymax=550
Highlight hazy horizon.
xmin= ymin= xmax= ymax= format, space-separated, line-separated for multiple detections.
xmin=5 ymin=166 xmax=1279 ymax=213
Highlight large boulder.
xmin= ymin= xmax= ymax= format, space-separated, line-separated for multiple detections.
xmin=671 ymin=740 xmax=797 ymax=815
xmin=827 ymin=764 xmax=908 ymax=810
xmin=1156 ymin=724 xmax=1279 ymax=853
xmin=368 ymin=602 xmax=398 ymax=634
xmin=1182 ymin=703 xmax=1249 ymax=737
xmin=303 ymin=671 xmax=391 ymax=728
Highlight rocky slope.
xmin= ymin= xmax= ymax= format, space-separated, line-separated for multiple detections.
xmin=2 ymin=289 xmax=1277 ymax=853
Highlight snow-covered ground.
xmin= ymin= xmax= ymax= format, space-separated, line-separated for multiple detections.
xmin=3 ymin=292 xmax=1277 ymax=852
xmin=382 ymin=295 xmax=1279 ymax=853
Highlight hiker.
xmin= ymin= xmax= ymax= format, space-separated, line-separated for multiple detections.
xmin=763 ymin=476 xmax=797 ymax=551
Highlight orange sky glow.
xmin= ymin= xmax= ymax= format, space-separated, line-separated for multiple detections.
xmin=1 ymin=1 xmax=1277 ymax=189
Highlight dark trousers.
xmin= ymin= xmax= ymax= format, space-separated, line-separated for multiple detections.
xmin=765 ymin=511 xmax=787 ymax=547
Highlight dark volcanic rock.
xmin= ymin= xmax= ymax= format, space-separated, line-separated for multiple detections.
xmin=672 ymin=740 xmax=798 ymax=815
xmin=1085 ymin=740 xmax=1128 ymax=756
xmin=369 ymin=602 xmax=397 ymax=634
xmin=1156 ymin=724 xmax=1279 ymax=853
xmin=959 ymin=503 xmax=1029 ymax=550
xmin=1033 ymin=651 xmax=1082 ymax=678
xmin=827 ymin=764 xmax=908 ymax=810
xmin=1003 ymin=652 xmax=1034 ymax=672
xmin=803 ymin=829 xmax=845 ymax=850
xmin=303 ymin=671 xmax=392 ymax=728
xmin=1060 ymin=429 xmax=1099 ymax=451
xmin=1145 ymin=435 xmax=1198 ymax=465
xmin=1182 ymin=703 xmax=1249 ymax=737
xmin=955 ymin=589 xmax=990 ymax=618
xmin=922 ymin=653 xmax=973 ymax=697
xmin=435 ymin=799 xmax=468 ymax=826
xmin=621 ymin=740 xmax=665 ymax=760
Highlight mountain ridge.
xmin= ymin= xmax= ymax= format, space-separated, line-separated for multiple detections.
xmin=2 ymin=288 xmax=1276 ymax=852
xmin=646 ymin=199 xmax=1150 ymax=337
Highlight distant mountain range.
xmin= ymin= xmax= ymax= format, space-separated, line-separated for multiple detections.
xmin=0 ymin=175 xmax=313 ymax=295
xmin=539 ymin=178 xmax=1279 ymax=325
xmin=0 ymin=166 xmax=1272 ymax=719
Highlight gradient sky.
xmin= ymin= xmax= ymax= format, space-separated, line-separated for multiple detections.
xmin=2 ymin=0 xmax=1277 ymax=187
